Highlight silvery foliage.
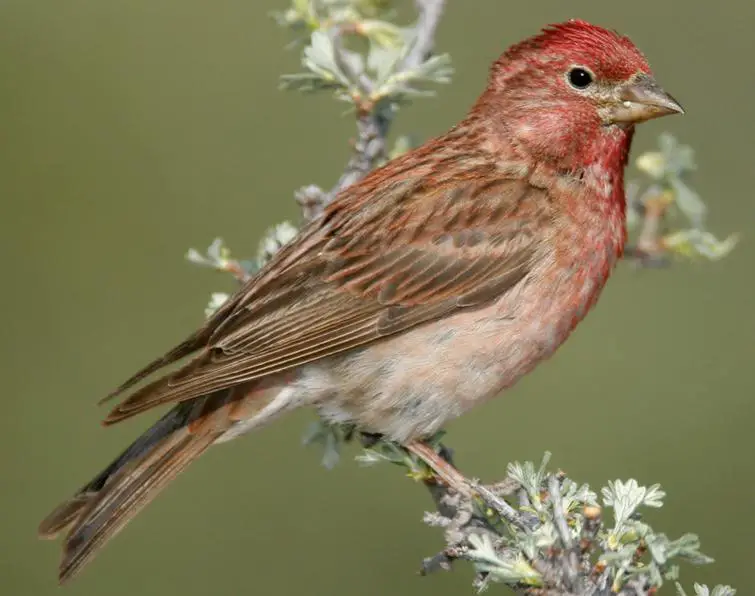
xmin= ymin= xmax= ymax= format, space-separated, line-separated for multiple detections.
xmin=627 ymin=133 xmax=737 ymax=260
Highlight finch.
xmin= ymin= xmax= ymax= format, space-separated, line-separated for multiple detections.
xmin=39 ymin=20 xmax=683 ymax=583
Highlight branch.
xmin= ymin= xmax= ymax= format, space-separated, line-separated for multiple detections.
xmin=356 ymin=445 xmax=721 ymax=596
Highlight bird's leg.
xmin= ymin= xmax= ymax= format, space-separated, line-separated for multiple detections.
xmin=405 ymin=441 xmax=474 ymax=497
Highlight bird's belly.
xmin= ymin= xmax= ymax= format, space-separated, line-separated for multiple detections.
xmin=297 ymin=270 xmax=608 ymax=443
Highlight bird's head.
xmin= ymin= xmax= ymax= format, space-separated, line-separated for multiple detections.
xmin=478 ymin=20 xmax=683 ymax=170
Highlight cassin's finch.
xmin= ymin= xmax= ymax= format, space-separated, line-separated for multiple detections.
xmin=39 ymin=20 xmax=683 ymax=583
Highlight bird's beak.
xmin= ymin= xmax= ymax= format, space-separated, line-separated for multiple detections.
xmin=610 ymin=74 xmax=684 ymax=124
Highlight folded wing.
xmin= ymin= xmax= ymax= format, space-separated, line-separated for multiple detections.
xmin=102 ymin=151 xmax=551 ymax=424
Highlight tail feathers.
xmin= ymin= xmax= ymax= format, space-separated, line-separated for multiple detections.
xmin=38 ymin=494 xmax=93 ymax=540
xmin=38 ymin=392 xmax=234 ymax=584
xmin=57 ymin=431 xmax=217 ymax=583
xmin=38 ymin=397 xmax=200 ymax=539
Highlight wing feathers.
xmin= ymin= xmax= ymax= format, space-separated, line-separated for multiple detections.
xmin=102 ymin=151 xmax=551 ymax=424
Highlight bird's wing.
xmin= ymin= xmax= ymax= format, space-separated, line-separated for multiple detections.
xmin=103 ymin=155 xmax=552 ymax=423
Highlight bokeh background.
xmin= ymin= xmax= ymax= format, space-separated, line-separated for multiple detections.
xmin=2 ymin=1 xmax=753 ymax=594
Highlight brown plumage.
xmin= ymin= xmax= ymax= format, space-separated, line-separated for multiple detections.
xmin=102 ymin=157 xmax=543 ymax=424
xmin=38 ymin=20 xmax=683 ymax=584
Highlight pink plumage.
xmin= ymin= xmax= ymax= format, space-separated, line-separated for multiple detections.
xmin=38 ymin=20 xmax=683 ymax=584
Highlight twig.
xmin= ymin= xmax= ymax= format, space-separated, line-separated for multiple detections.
xmin=624 ymin=189 xmax=672 ymax=267
xmin=549 ymin=474 xmax=579 ymax=592
xmin=474 ymin=481 xmax=528 ymax=531
xmin=549 ymin=475 xmax=573 ymax=550
xmin=222 ymin=260 xmax=253 ymax=284
xmin=419 ymin=549 xmax=458 ymax=576
xmin=299 ymin=0 xmax=447 ymax=220
xmin=399 ymin=0 xmax=446 ymax=71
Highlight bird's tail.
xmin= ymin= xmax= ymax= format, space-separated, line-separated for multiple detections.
xmin=38 ymin=382 xmax=290 ymax=584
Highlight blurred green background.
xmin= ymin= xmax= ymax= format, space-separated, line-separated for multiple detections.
xmin=1 ymin=1 xmax=753 ymax=594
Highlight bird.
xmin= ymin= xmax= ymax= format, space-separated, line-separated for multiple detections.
xmin=38 ymin=19 xmax=683 ymax=584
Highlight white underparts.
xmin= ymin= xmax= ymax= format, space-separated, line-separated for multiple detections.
xmin=215 ymin=386 xmax=298 ymax=443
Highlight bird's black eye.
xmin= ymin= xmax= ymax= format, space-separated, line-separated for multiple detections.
xmin=568 ymin=67 xmax=593 ymax=89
